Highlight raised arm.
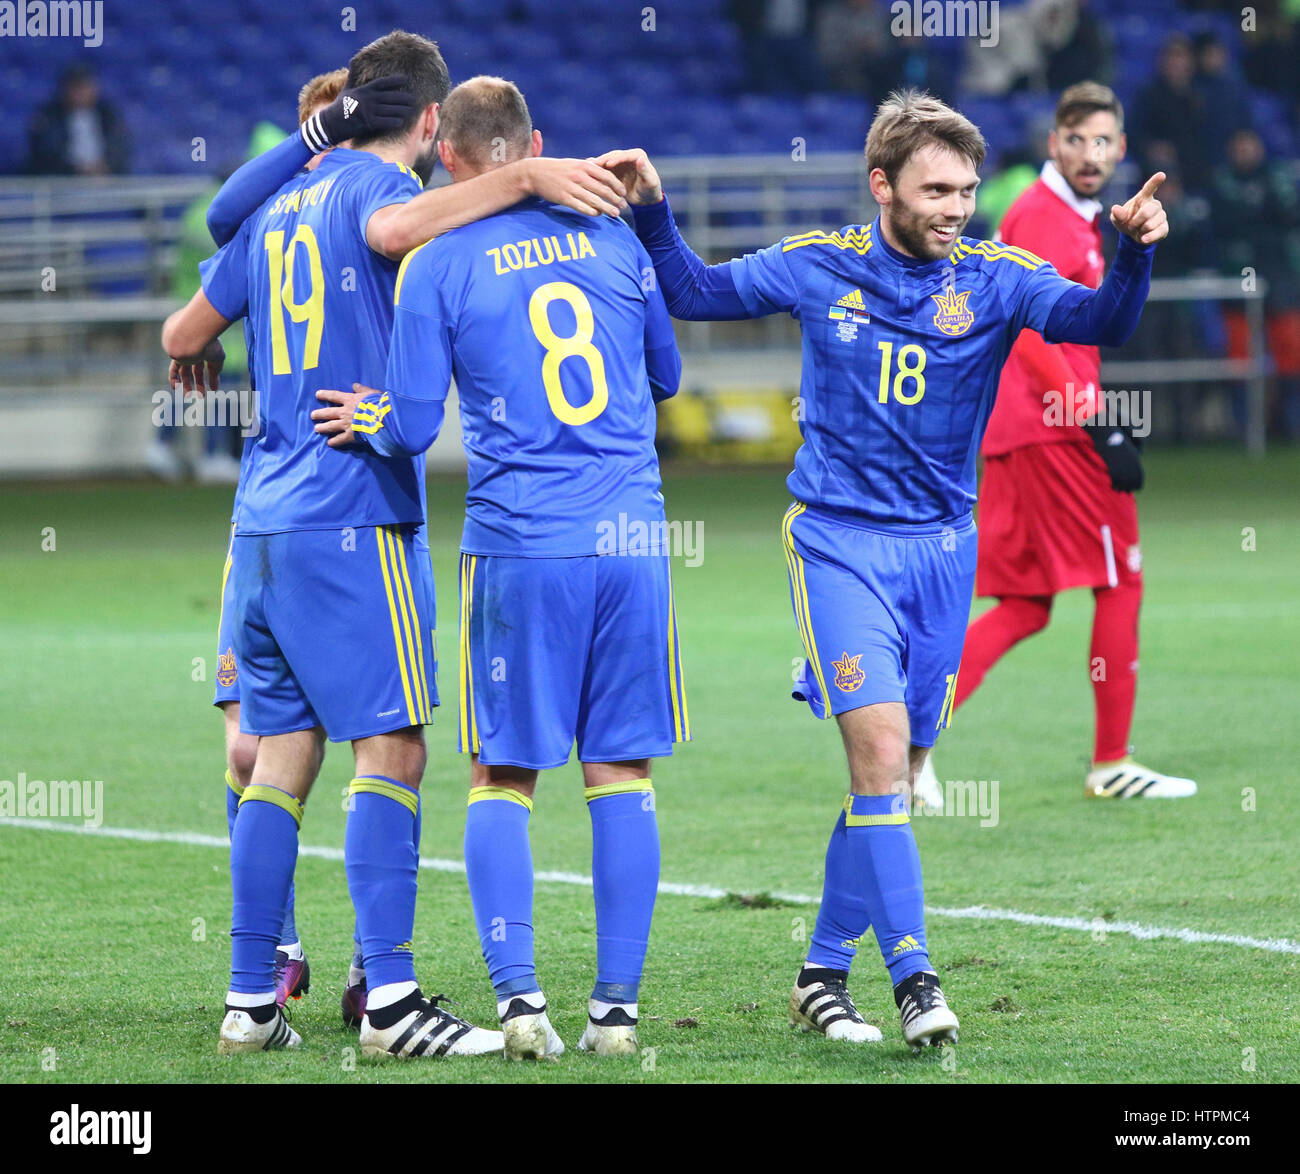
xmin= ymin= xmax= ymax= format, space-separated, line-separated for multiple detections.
xmin=365 ymin=157 xmax=629 ymax=262
xmin=638 ymin=242 xmax=683 ymax=401
xmin=1041 ymin=234 xmax=1155 ymax=348
xmin=207 ymin=75 xmax=419 ymax=245
xmin=599 ymin=148 xmax=779 ymax=321
xmin=1018 ymin=173 xmax=1168 ymax=349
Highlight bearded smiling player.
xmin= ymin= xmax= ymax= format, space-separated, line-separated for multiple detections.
xmin=601 ymin=88 xmax=1169 ymax=1049
xmin=942 ymin=83 xmax=1197 ymax=801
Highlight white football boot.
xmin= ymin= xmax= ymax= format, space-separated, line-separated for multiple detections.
xmin=499 ymin=992 xmax=565 ymax=1061
xmin=217 ymin=1005 xmax=301 ymax=1055
xmin=577 ymin=998 xmax=640 ymax=1056
xmin=894 ymin=971 xmax=958 ymax=1050
xmin=789 ymin=967 xmax=884 ymax=1042
xmin=360 ymin=990 xmax=504 ymax=1059
xmin=912 ymin=754 xmax=945 ymax=813
xmin=1085 ymin=758 xmax=1198 ymax=799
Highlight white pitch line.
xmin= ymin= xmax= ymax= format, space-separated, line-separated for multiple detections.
xmin=5 ymin=817 xmax=1299 ymax=956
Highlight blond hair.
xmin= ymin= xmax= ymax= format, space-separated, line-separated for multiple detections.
xmin=297 ymin=68 xmax=348 ymax=126
xmin=865 ymin=89 xmax=986 ymax=186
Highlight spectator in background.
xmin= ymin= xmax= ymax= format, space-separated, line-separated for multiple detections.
xmin=873 ymin=33 xmax=954 ymax=105
xmin=1193 ymin=31 xmax=1254 ymax=167
xmin=1211 ymin=128 xmax=1300 ymax=438
xmin=815 ymin=0 xmax=888 ymax=95
xmin=1123 ymin=166 xmax=1216 ymax=438
xmin=961 ymin=0 xmax=1045 ymax=95
xmin=731 ymin=0 xmax=819 ymax=94
xmin=1242 ymin=1 xmax=1300 ymax=111
xmin=1132 ymin=34 xmax=1209 ymax=184
xmin=27 ymin=65 xmax=129 ymax=176
xmin=1045 ymin=0 xmax=1113 ymax=90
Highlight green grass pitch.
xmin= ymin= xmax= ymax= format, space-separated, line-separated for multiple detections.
xmin=1 ymin=450 xmax=1296 ymax=1084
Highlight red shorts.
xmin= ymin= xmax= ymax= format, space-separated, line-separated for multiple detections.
xmin=976 ymin=442 xmax=1142 ymax=598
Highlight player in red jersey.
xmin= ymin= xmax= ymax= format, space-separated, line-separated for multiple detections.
xmin=943 ymin=83 xmax=1196 ymax=800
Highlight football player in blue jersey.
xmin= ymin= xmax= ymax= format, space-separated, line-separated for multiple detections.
xmin=599 ymin=89 xmax=1167 ymax=1051
xmin=185 ymin=67 xmax=364 ymax=1023
xmin=161 ymin=32 xmax=627 ymax=1060
xmin=312 ymin=77 xmax=685 ymax=1061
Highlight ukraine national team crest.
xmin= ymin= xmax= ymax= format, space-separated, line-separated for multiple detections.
xmin=832 ymin=651 xmax=865 ymax=692
xmin=217 ymin=646 xmax=238 ymax=688
xmin=930 ymin=287 xmax=975 ymax=336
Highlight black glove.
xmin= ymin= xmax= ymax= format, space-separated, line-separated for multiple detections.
xmin=1085 ymin=420 xmax=1145 ymax=492
xmin=300 ymin=75 xmax=418 ymax=154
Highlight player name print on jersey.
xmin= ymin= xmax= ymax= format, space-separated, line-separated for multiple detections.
xmin=486 ymin=231 xmax=597 ymax=276
xmin=265 ymin=175 xmax=338 ymax=218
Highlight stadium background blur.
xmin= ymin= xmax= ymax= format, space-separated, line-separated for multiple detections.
xmin=2 ymin=0 xmax=1299 ymax=479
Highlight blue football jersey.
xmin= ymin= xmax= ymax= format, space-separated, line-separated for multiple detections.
xmin=370 ymin=197 xmax=681 ymax=557
xmin=729 ymin=216 xmax=1080 ymax=528
xmin=200 ymin=148 xmax=425 ymax=536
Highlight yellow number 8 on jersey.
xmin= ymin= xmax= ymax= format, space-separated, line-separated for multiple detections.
xmin=527 ymin=281 xmax=610 ymax=426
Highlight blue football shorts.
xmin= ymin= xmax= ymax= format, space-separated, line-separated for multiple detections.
xmin=231 ymin=523 xmax=437 ymax=741
xmin=781 ymin=501 xmax=975 ymax=748
xmin=456 ymin=551 xmax=689 ymax=769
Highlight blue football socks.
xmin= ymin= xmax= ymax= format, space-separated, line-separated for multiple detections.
xmin=809 ymin=793 xmax=931 ymax=984
xmin=345 ymin=776 xmax=419 ymax=991
xmin=229 ymin=783 xmax=303 ymax=997
xmin=464 ymin=787 xmax=539 ymax=999
xmin=806 ymin=802 xmax=873 ymax=972
xmin=586 ymin=781 xmax=659 ymax=1005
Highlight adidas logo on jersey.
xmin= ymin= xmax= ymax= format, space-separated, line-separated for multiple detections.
xmin=829 ymin=288 xmax=870 ymax=325
xmin=343 ymin=96 xmax=358 ymax=119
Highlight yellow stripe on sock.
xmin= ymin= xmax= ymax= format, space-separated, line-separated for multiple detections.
xmin=584 ymin=780 xmax=654 ymax=803
xmin=467 ymin=785 xmax=533 ymax=812
xmin=842 ymin=793 xmax=909 ymax=827
xmin=349 ymin=776 xmax=418 ymax=817
xmin=238 ymin=783 xmax=304 ymax=827
xmin=225 ymin=769 xmax=245 ymax=798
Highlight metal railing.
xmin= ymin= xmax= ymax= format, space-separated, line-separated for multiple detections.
xmin=0 ymin=175 xmax=212 ymax=298
xmin=0 ymin=164 xmax=1277 ymax=465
